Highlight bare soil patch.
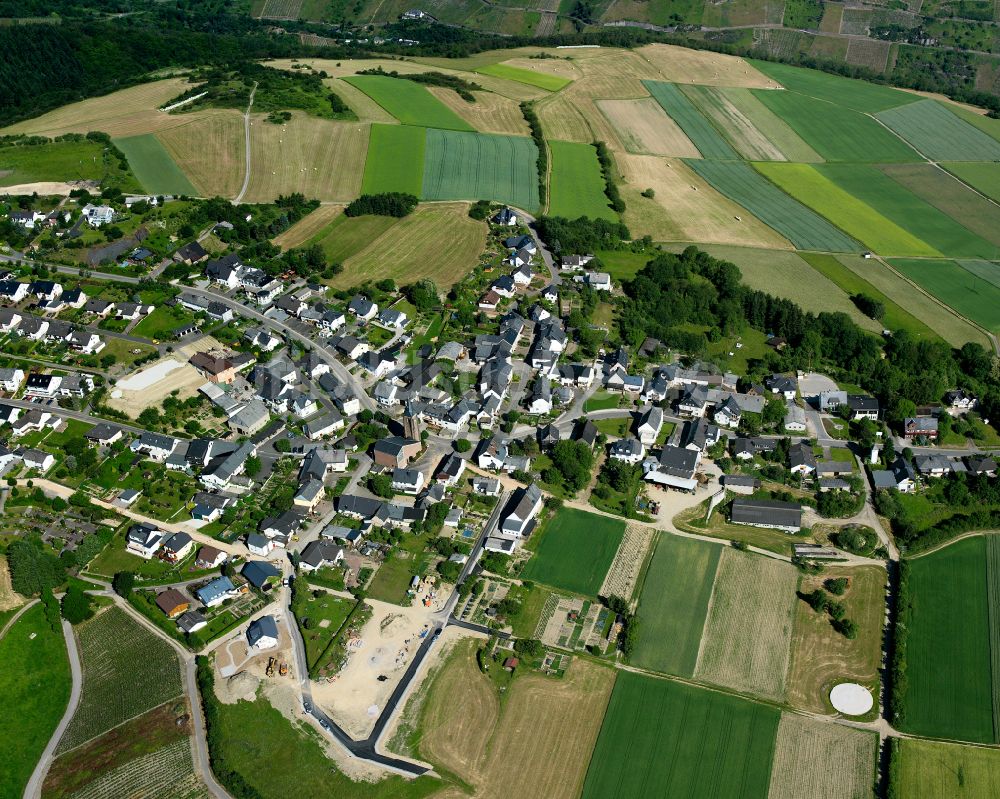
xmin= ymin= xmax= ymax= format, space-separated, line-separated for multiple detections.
xmin=0 ymin=556 xmax=26 ymax=612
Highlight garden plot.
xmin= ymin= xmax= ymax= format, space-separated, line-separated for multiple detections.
xmin=599 ymin=524 xmax=655 ymax=601
xmin=694 ymin=547 xmax=799 ymax=702
xmin=535 ymin=595 xmax=611 ymax=652
xmin=58 ymin=606 xmax=183 ymax=753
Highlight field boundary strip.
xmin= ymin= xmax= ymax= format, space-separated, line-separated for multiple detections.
xmin=988 ymin=534 xmax=1000 ymax=743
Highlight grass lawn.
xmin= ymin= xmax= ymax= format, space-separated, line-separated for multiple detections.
xmin=583 ymin=391 xmax=620 ymax=412
xmin=899 ymin=536 xmax=997 ymax=743
xmin=547 ymin=140 xmax=616 ymax=222
xmin=311 ymin=213 xmax=399 ymax=264
xmin=475 ymin=63 xmax=571 ymax=91
xmin=505 ymin=582 xmax=551 ymax=638
xmin=131 ymin=305 xmax=197 ymax=341
xmin=295 ymin=591 xmax=357 ymax=672
xmin=595 ymin=249 xmax=653 ymax=281
xmin=673 ymin=502 xmax=798 ymax=555
xmin=367 ymin=533 xmax=433 ymax=605
xmin=521 ymin=507 xmax=625 ymax=596
xmin=343 ymin=76 xmax=473 ymax=131
xmin=889 ymin=258 xmax=1000 ymax=334
xmin=206 ymin=693 xmax=439 ymax=798
xmin=361 ymin=123 xmax=426 ymax=196
xmin=113 ymin=134 xmax=198 ymax=196
xmin=631 ymin=533 xmax=721 ymax=678
xmin=581 ymin=672 xmax=779 ymax=799
xmin=593 ymin=417 xmax=629 ymax=437
xmin=0 ymin=603 xmax=71 ymax=799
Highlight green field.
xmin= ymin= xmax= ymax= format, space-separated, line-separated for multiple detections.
xmin=685 ymin=85 xmax=822 ymax=162
xmin=521 ymin=507 xmax=625 ymax=596
xmin=311 ymin=213 xmax=399 ymax=262
xmin=943 ymin=162 xmax=1000 ymax=203
xmin=0 ymin=139 xmax=138 ymax=188
xmin=642 ymin=80 xmax=739 ymax=160
xmin=475 ymin=63 xmax=570 ymax=91
xmin=957 ymin=259 xmax=1000 ymax=289
xmin=581 ymin=672 xmax=779 ymax=799
xmin=547 ymin=140 xmax=616 ymax=221
xmin=816 ymin=163 xmax=996 ymax=259
xmin=361 ymin=124 xmax=426 ymax=195
xmin=421 ymin=128 xmax=539 ymax=210
xmin=686 ymin=160 xmax=862 ymax=252
xmin=901 ymin=536 xmax=995 ymax=743
xmin=205 ymin=689 xmax=438 ymax=798
xmin=876 ymin=100 xmax=1000 ymax=162
xmin=749 ymin=60 xmax=918 ymax=112
xmin=880 ymin=163 xmax=1000 ymax=250
xmin=755 ymin=162 xmax=938 ymax=256
xmin=0 ymin=603 xmax=71 ymax=799
xmin=753 ymin=89 xmax=920 ymax=162
xmin=113 ymin=134 xmax=198 ymax=195
xmin=948 ymin=104 xmax=1000 ymax=144
xmin=893 ymin=738 xmax=1000 ymax=798
xmin=799 ymin=252 xmax=938 ymax=339
xmin=631 ymin=534 xmax=721 ymax=677
xmin=343 ymin=76 xmax=474 ymax=131
xmin=890 ymin=258 xmax=1000 ymax=333
xmin=58 ymin=606 xmax=183 ymax=752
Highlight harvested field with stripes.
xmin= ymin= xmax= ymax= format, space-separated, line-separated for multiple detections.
xmin=156 ymin=111 xmax=245 ymax=198
xmin=0 ymin=78 xmax=194 ymax=138
xmin=242 ymin=114 xmax=368 ymax=203
xmin=425 ymin=88 xmax=529 ymax=136
xmin=767 ymin=713 xmax=877 ymax=799
xmin=337 ymin=203 xmax=485 ymax=289
xmin=637 ymin=43 xmax=780 ymax=88
xmin=272 ymin=205 xmax=343 ymax=250
xmin=687 ymin=160 xmax=861 ymax=251
xmin=595 ymin=98 xmax=699 ymax=157
xmin=643 ymin=80 xmax=738 ymax=159
xmin=693 ymin=547 xmax=799 ymax=702
xmin=618 ymin=155 xmax=792 ymax=248
xmin=682 ymin=84 xmax=786 ymax=161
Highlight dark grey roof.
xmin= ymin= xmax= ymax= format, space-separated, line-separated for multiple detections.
xmin=731 ymin=498 xmax=802 ymax=528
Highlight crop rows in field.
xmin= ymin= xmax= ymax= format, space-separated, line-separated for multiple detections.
xmin=767 ymin=713 xmax=877 ymax=799
xmin=631 ymin=534 xmax=721 ymax=678
xmin=686 ymin=159 xmax=862 ymax=252
xmin=987 ymin=535 xmax=1000 ymax=738
xmin=69 ymin=739 xmax=208 ymax=799
xmin=755 ymin=163 xmax=939 ymax=257
xmin=693 ymin=547 xmax=799 ymax=702
xmin=581 ymin=672 xmax=779 ymax=799
xmin=890 ymin=258 xmax=1000 ymax=333
xmin=753 ymin=89 xmax=920 ymax=163
xmin=258 ymin=0 xmax=303 ymax=18
xmin=58 ymin=607 xmax=183 ymax=753
xmin=902 ymin=536 xmax=995 ymax=743
xmin=522 ymin=508 xmax=625 ymax=596
xmin=642 ymin=80 xmax=738 ymax=160
xmin=681 ymin=85 xmax=786 ymax=161
xmin=877 ymin=99 xmax=1000 ymax=162
xmin=422 ymin=128 xmax=539 ymax=210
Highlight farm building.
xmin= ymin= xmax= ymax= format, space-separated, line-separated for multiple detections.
xmin=730 ymin=498 xmax=802 ymax=533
